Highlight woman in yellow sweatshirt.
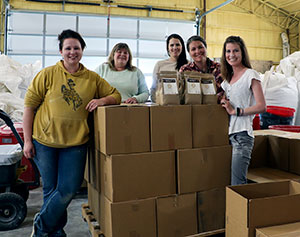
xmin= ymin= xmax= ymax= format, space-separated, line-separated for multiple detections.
xmin=23 ymin=29 xmax=121 ymax=237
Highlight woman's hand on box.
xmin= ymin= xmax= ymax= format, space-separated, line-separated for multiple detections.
xmin=124 ymin=97 xmax=138 ymax=104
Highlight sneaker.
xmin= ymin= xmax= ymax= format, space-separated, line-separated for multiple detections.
xmin=30 ymin=213 xmax=39 ymax=237
xmin=30 ymin=224 xmax=36 ymax=237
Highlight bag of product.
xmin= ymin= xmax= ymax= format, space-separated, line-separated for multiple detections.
xmin=200 ymin=74 xmax=218 ymax=104
xmin=155 ymin=71 xmax=182 ymax=105
xmin=182 ymin=71 xmax=202 ymax=104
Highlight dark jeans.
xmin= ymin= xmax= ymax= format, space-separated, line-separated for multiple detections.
xmin=32 ymin=140 xmax=87 ymax=236
xmin=260 ymin=112 xmax=293 ymax=129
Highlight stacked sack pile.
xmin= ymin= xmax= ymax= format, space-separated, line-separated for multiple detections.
xmin=85 ymin=71 xmax=232 ymax=237
xmin=260 ymin=51 xmax=300 ymax=126
xmin=0 ymin=55 xmax=41 ymax=125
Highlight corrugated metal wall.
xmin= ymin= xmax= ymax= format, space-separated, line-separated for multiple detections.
xmin=4 ymin=0 xmax=300 ymax=63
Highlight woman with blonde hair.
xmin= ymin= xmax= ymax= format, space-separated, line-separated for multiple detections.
xmin=95 ymin=43 xmax=149 ymax=103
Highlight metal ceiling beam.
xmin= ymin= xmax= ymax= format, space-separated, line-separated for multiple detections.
xmin=277 ymin=0 xmax=300 ymax=9
xmin=232 ymin=0 xmax=300 ymax=30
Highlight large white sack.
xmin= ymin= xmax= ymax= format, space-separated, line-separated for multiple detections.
xmin=0 ymin=92 xmax=24 ymax=126
xmin=294 ymin=68 xmax=300 ymax=125
xmin=277 ymin=57 xmax=295 ymax=77
xmin=288 ymin=52 xmax=300 ymax=71
xmin=0 ymin=55 xmax=41 ymax=98
xmin=0 ymin=55 xmax=23 ymax=97
xmin=262 ymin=71 xmax=298 ymax=110
xmin=0 ymin=56 xmax=41 ymax=126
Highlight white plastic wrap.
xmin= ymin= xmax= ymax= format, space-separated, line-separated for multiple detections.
xmin=261 ymin=71 xmax=298 ymax=110
xmin=0 ymin=144 xmax=23 ymax=165
xmin=263 ymin=51 xmax=300 ymax=125
xmin=0 ymin=55 xmax=41 ymax=125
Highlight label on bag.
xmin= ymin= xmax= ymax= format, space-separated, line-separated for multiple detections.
xmin=163 ymin=78 xmax=178 ymax=95
xmin=187 ymin=78 xmax=201 ymax=94
xmin=201 ymin=79 xmax=216 ymax=95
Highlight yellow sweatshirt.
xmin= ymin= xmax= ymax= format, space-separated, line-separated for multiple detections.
xmin=24 ymin=61 xmax=121 ymax=148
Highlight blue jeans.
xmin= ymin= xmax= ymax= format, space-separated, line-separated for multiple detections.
xmin=32 ymin=140 xmax=87 ymax=236
xmin=229 ymin=131 xmax=254 ymax=185
xmin=260 ymin=112 xmax=293 ymax=129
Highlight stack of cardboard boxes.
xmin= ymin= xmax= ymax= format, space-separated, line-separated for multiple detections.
xmin=249 ymin=129 xmax=300 ymax=182
xmin=226 ymin=130 xmax=300 ymax=237
xmin=85 ymin=104 xmax=231 ymax=237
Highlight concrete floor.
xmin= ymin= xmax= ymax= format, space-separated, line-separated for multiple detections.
xmin=0 ymin=186 xmax=90 ymax=237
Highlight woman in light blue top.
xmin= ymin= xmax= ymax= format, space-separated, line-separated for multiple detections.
xmin=95 ymin=43 xmax=149 ymax=103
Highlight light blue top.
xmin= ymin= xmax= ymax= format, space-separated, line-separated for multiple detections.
xmin=95 ymin=63 xmax=149 ymax=103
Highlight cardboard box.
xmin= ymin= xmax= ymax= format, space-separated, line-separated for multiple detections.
xmin=94 ymin=105 xmax=150 ymax=155
xmin=101 ymin=151 xmax=176 ymax=202
xmin=84 ymin=153 xmax=89 ymax=183
xmin=250 ymin=133 xmax=269 ymax=168
xmin=197 ymin=188 xmax=225 ymax=233
xmin=87 ymin=148 xmax=98 ymax=189
xmin=100 ymin=195 xmax=156 ymax=237
xmin=247 ymin=167 xmax=300 ymax=183
xmin=87 ymin=183 xmax=101 ymax=224
xmin=226 ymin=180 xmax=300 ymax=237
xmin=288 ymin=134 xmax=300 ymax=175
xmin=256 ymin=222 xmax=300 ymax=237
xmin=156 ymin=193 xmax=198 ymax=237
xmin=192 ymin=105 xmax=229 ymax=148
xmin=268 ymin=135 xmax=289 ymax=171
xmin=202 ymin=95 xmax=218 ymax=105
xmin=150 ymin=105 xmax=192 ymax=151
xmin=177 ymin=146 xmax=231 ymax=194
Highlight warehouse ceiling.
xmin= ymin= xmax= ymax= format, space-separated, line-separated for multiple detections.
xmin=231 ymin=0 xmax=300 ymax=30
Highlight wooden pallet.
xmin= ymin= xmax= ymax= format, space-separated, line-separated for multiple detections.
xmin=81 ymin=203 xmax=225 ymax=237
xmin=81 ymin=203 xmax=104 ymax=237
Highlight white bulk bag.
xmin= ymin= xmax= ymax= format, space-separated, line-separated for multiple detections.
xmin=262 ymin=71 xmax=298 ymax=112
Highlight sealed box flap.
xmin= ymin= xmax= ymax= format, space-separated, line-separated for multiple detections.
xmin=105 ymin=151 xmax=176 ymax=202
xmin=150 ymin=105 xmax=192 ymax=151
xmin=177 ymin=146 xmax=231 ymax=193
xmin=157 ymin=193 xmax=198 ymax=237
xmin=192 ymin=104 xmax=229 ymax=148
xmin=95 ymin=105 xmax=150 ymax=154
xmin=110 ymin=198 xmax=156 ymax=237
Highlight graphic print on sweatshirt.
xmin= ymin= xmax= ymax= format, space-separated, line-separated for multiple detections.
xmin=61 ymin=78 xmax=83 ymax=111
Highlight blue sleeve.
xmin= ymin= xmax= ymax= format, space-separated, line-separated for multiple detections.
xmin=133 ymin=68 xmax=149 ymax=103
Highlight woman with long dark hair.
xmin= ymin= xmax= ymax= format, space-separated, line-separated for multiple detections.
xmin=151 ymin=33 xmax=188 ymax=102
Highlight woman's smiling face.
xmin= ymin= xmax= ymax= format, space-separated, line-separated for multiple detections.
xmin=60 ymin=38 xmax=83 ymax=67
xmin=188 ymin=40 xmax=207 ymax=64
xmin=225 ymin=42 xmax=243 ymax=67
